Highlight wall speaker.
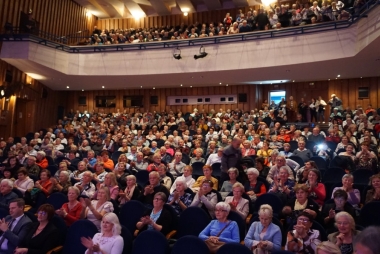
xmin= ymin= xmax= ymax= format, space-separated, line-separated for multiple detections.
xmin=150 ymin=96 xmax=158 ymax=105
xmin=238 ymin=93 xmax=247 ymax=103
xmin=78 ymin=96 xmax=87 ymax=105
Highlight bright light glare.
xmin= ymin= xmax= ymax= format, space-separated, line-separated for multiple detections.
xmin=132 ymin=11 xmax=144 ymax=19
xmin=26 ymin=73 xmax=46 ymax=80
xmin=261 ymin=0 xmax=276 ymax=6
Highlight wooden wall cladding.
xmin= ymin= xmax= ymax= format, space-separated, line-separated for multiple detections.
xmin=0 ymin=60 xmax=65 ymax=138
xmin=64 ymin=85 xmax=259 ymax=115
xmin=0 ymin=0 xmax=97 ymax=44
xmin=259 ymin=77 xmax=380 ymax=116
xmin=97 ymin=6 xmax=260 ymax=30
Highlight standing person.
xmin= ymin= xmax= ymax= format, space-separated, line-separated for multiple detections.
xmin=329 ymin=94 xmax=343 ymax=114
xmin=287 ymin=96 xmax=297 ymax=122
xmin=310 ymin=98 xmax=317 ymax=123
xmin=316 ymin=96 xmax=327 ymax=123
xmin=221 ymin=137 xmax=242 ymax=184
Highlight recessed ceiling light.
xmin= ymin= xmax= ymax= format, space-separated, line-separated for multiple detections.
xmin=153 ymin=87 xmax=155 ymax=89
xmin=335 ymin=78 xmax=338 ymax=79
xmin=328 ymin=79 xmax=330 ymax=81
xmin=102 ymin=86 xmax=105 ymax=88
xmin=219 ymin=83 xmax=222 ymax=85
xmin=360 ymin=77 xmax=363 ymax=78
xmin=292 ymin=80 xmax=295 ymax=82
xmin=82 ymin=89 xmax=84 ymax=91
xmin=191 ymin=77 xmax=194 ymax=79
xmin=180 ymin=84 xmax=183 ymax=86
xmin=260 ymin=82 xmax=262 ymax=84
xmin=226 ymin=84 xmax=228 ymax=86
xmin=140 ymin=86 xmax=142 ymax=88
xmin=190 ymin=86 xmax=192 ymax=88
xmin=337 ymin=74 xmax=340 ymax=77
xmin=66 ymin=86 xmax=69 ymax=89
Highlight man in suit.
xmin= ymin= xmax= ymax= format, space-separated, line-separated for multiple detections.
xmin=0 ymin=198 xmax=32 ymax=254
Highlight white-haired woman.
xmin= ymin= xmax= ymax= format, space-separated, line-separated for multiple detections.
xmin=225 ymin=182 xmax=249 ymax=219
xmin=199 ymin=202 xmax=240 ymax=247
xmin=167 ymin=178 xmax=193 ymax=215
xmin=245 ymin=204 xmax=282 ymax=252
xmin=316 ymin=241 xmax=342 ymax=254
xmin=220 ymin=167 xmax=239 ymax=198
xmin=328 ymin=212 xmax=360 ymax=254
xmin=331 ymin=174 xmax=360 ymax=209
xmin=119 ymin=175 xmax=140 ymax=205
xmin=244 ymin=168 xmax=267 ymax=202
xmin=190 ymin=148 xmax=205 ymax=165
xmin=81 ymin=212 xmax=123 ymax=254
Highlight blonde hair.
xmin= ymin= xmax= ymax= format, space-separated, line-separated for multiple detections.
xmin=316 ymin=241 xmax=342 ymax=254
xmin=259 ymin=204 xmax=273 ymax=217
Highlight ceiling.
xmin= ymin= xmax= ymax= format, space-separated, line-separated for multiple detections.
xmin=73 ymin=0 xmax=261 ymax=18
xmin=2 ymin=33 xmax=380 ymax=91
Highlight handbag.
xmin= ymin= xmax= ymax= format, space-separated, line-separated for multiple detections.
xmin=204 ymin=221 xmax=232 ymax=254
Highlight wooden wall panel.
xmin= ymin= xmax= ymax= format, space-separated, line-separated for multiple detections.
xmin=63 ymin=85 xmax=259 ymax=115
xmin=0 ymin=0 xmax=97 ymax=45
xmin=0 ymin=60 xmax=65 ymax=138
xmin=97 ymin=6 xmax=261 ymax=30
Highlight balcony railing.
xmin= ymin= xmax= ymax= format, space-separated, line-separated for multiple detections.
xmin=0 ymin=0 xmax=378 ymax=54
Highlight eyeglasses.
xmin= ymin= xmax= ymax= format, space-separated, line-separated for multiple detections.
xmin=297 ymin=218 xmax=310 ymax=223
xmin=38 ymin=211 xmax=47 ymax=216
xmin=202 ymin=184 xmax=211 ymax=188
xmin=215 ymin=209 xmax=227 ymax=213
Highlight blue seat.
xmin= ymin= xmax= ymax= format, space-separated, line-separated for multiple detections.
xmin=360 ymin=201 xmax=380 ymax=227
xmin=131 ymin=230 xmax=169 ymax=254
xmin=172 ymin=235 xmax=209 ymax=254
xmin=253 ymin=193 xmax=283 ymax=217
xmin=0 ymin=208 xmax=9 ymax=219
xmin=310 ymin=156 xmax=327 ymax=170
xmin=47 ymin=165 xmax=59 ymax=177
xmin=212 ymin=163 xmax=222 ymax=178
xmin=227 ymin=210 xmax=246 ymax=241
xmin=51 ymin=214 xmax=68 ymax=245
xmin=61 ymin=219 xmax=98 ymax=254
xmin=46 ymin=155 xmax=55 ymax=166
xmin=191 ymin=162 xmax=205 ymax=178
xmin=289 ymin=155 xmax=305 ymax=167
xmin=305 ymin=141 xmax=316 ymax=152
xmin=119 ymin=200 xmax=145 ymax=234
xmin=12 ymin=188 xmax=23 ymax=198
xmin=323 ymin=167 xmax=345 ymax=184
xmin=288 ymin=141 xmax=298 ymax=152
xmin=175 ymin=207 xmax=211 ymax=239
xmin=121 ymin=225 xmax=133 ymax=254
xmin=272 ymin=251 xmax=295 ymax=254
xmin=181 ymin=153 xmax=190 ymax=165
xmin=352 ymin=170 xmax=374 ymax=184
xmin=47 ymin=192 xmax=68 ymax=210
xmin=135 ymin=170 xmax=149 ymax=188
xmin=216 ymin=243 xmax=251 ymax=254
xmin=311 ymin=220 xmax=328 ymax=241
xmin=111 ymin=151 xmax=123 ymax=164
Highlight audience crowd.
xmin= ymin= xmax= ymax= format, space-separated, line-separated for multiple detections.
xmin=0 ymin=92 xmax=379 ymax=253
xmin=85 ymin=0 xmax=366 ymax=45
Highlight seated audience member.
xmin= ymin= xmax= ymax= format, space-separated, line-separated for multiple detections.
xmin=130 ymin=152 xmax=148 ymax=171
xmin=81 ymin=213 xmax=123 ymax=254
xmin=192 ymin=165 xmax=218 ymax=192
xmin=244 ymin=167 xmax=267 ymax=202
xmin=353 ymin=226 xmax=380 ymax=254
xmin=93 ymin=163 xmax=107 ymax=184
xmin=0 ymin=199 xmax=32 ymax=254
xmin=55 ymin=186 xmax=83 ymax=226
xmin=306 ymin=168 xmax=326 ymax=207
xmin=14 ymin=204 xmax=60 ymax=254
xmin=94 ymin=172 xmax=119 ymax=201
xmin=118 ymin=175 xmax=140 ymax=205
xmin=316 ymin=241 xmax=343 ymax=254
xmin=322 ymin=190 xmax=356 ymax=233
xmin=170 ymin=166 xmax=195 ymax=194
xmin=269 ymin=166 xmax=295 ymax=204
xmin=355 ymin=142 xmax=377 ymax=171
xmin=80 ymin=186 xmax=114 ymax=231
xmin=14 ymin=168 xmax=34 ymax=195
xmin=71 ymin=161 xmax=87 ymax=181
xmin=114 ymin=161 xmax=131 ymax=190
xmin=279 ymin=143 xmax=293 ymax=158
xmin=199 ymin=202 xmax=240 ymax=248
xmin=282 ymin=184 xmax=319 ymax=226
xmin=256 ymin=141 xmax=273 ymax=158
xmin=168 ymin=152 xmax=186 ymax=178
xmin=157 ymin=164 xmax=172 ymax=191
xmin=241 ymin=140 xmax=256 ymax=157
xmin=167 ymin=178 xmax=193 ymax=216
xmin=82 ymin=150 xmax=97 ymax=168
xmin=245 ymin=204 xmax=282 ymax=252
xmin=189 ymin=148 xmax=206 ymax=165
xmin=136 ymin=192 xmax=173 ymax=236
xmin=255 ymin=157 xmax=270 ymax=178
xmin=100 ymin=151 xmax=115 ymax=171
xmin=25 ymin=156 xmax=40 ymax=178
xmin=138 ymin=171 xmax=169 ymax=208
xmin=190 ymin=179 xmax=218 ymax=219
xmin=33 ymin=169 xmax=53 ymax=196
xmin=54 ymin=162 xmax=72 ymax=179
xmin=296 ymin=160 xmax=318 ymax=184
xmin=220 ymin=167 xmax=240 ymax=198
xmin=285 ymin=212 xmax=321 ymax=253
xmin=51 ymin=170 xmax=72 ymax=195
xmin=292 ymin=140 xmax=313 ymax=162
xmin=74 ymin=171 xmax=96 ymax=199
xmin=338 ymin=143 xmax=356 ymax=161
xmin=36 ymin=151 xmax=48 ymax=169
xmin=267 ymin=155 xmax=295 ymax=184
xmin=225 ymin=183 xmax=249 ymax=219
xmin=365 ymin=173 xmax=380 ymax=203
xmin=205 ymin=147 xmax=223 ymax=166
xmin=2 ymin=156 xmax=22 ymax=179
xmin=0 ymin=179 xmax=18 ymax=209
xmin=328 ymin=212 xmax=360 ymax=254
xmin=146 ymin=153 xmax=165 ymax=172
xmin=331 ymin=174 xmax=360 ymax=209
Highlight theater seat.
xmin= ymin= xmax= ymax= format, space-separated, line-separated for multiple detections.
xmin=171 ymin=235 xmax=209 ymax=254
xmin=132 ymin=230 xmax=169 ymax=254
xmin=216 ymin=243 xmax=251 ymax=254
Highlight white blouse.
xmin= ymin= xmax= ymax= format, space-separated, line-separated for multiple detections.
xmin=85 ymin=233 xmax=123 ymax=254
